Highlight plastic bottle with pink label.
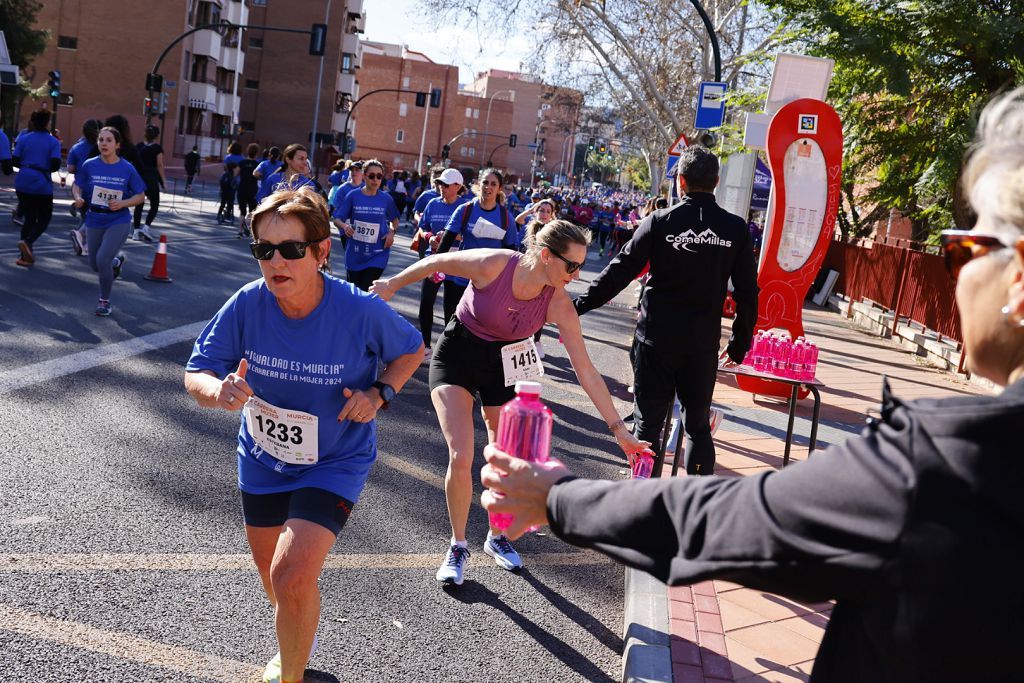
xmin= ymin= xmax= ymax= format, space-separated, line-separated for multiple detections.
xmin=489 ymin=380 xmax=553 ymax=532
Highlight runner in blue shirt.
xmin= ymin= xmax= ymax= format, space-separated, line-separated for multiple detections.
xmin=184 ymin=187 xmax=423 ymax=683
xmin=328 ymin=160 xmax=364 ymax=250
xmin=223 ymin=141 xmax=244 ymax=172
xmin=257 ymin=144 xmax=321 ymax=204
xmin=253 ymin=147 xmax=283 ymax=199
xmin=66 ymin=119 xmax=103 ymax=256
xmin=412 ymin=167 xmax=441 ymax=230
xmin=416 ymin=168 xmax=468 ymax=360
xmin=71 ymin=126 xmax=146 ymax=316
xmin=0 ymin=127 xmax=11 ymax=177
xmin=12 ymin=109 xmax=61 ymax=267
xmin=434 ymin=168 xmax=519 ymax=306
xmin=332 ymin=159 xmax=399 ymax=291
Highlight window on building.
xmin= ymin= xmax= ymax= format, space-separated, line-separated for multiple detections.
xmin=216 ymin=67 xmax=233 ymax=93
xmin=249 ymin=36 xmax=263 ymax=49
xmin=57 ymin=35 xmax=77 ymax=50
xmin=239 ymin=121 xmax=255 ymax=133
xmin=473 ymin=109 xmax=479 ymax=119
xmin=470 ymin=128 xmax=476 ymax=137
xmin=195 ymin=0 xmax=220 ymax=26
xmin=396 ymin=129 xmax=405 ymax=143
xmin=341 ymin=53 xmax=353 ymax=72
xmin=468 ymin=147 xmax=475 ymax=158
xmin=402 ymin=76 xmax=410 ymax=88
xmin=252 ymin=0 xmax=266 ymax=5
xmin=465 ymin=107 xmax=472 ymax=117
xmin=460 ymin=146 xmax=467 ymax=155
xmin=190 ymin=55 xmax=211 ymax=84
xmin=245 ymin=79 xmax=259 ymax=90
xmin=399 ymin=102 xmax=408 ymax=117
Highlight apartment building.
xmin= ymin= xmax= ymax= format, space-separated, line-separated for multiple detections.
xmin=238 ymin=0 xmax=365 ymax=162
xmin=352 ymin=41 xmax=515 ymax=177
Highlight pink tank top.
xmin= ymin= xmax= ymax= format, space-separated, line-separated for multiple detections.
xmin=456 ymin=252 xmax=554 ymax=342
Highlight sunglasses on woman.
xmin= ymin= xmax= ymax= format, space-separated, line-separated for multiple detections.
xmin=250 ymin=240 xmax=317 ymax=260
xmin=551 ymin=250 xmax=584 ymax=274
xmin=939 ymin=230 xmax=1010 ymax=281
xmin=365 ymin=173 xmax=384 ymax=180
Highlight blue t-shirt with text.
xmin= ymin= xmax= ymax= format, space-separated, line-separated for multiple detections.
xmin=185 ymin=274 xmax=422 ymax=502
xmin=413 ymin=188 xmax=439 ymax=216
xmin=14 ymin=131 xmax=61 ymax=195
xmin=257 ymin=171 xmax=316 ymax=203
xmin=76 ymin=157 xmax=146 ymax=228
xmin=334 ymin=189 xmax=400 ymax=271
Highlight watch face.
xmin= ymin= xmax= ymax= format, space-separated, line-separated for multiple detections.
xmin=378 ymin=383 xmax=396 ymax=402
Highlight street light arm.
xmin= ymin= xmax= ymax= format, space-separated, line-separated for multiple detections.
xmin=342 ymin=88 xmax=435 ymax=158
xmin=688 ymin=0 xmax=722 ymax=81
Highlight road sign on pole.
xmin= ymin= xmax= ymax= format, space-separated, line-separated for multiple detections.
xmin=667 ymin=132 xmax=689 ymax=156
xmin=695 ymin=81 xmax=728 ymax=130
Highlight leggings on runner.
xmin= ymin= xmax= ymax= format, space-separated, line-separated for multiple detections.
xmin=419 ymin=278 xmax=466 ymax=347
xmin=133 ymin=173 xmax=161 ymax=228
xmin=15 ymin=191 xmax=54 ymax=245
xmin=347 ymin=267 xmax=384 ymax=292
xmin=87 ymin=222 xmax=132 ymax=299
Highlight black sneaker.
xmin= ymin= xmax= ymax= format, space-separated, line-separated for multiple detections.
xmin=112 ymin=252 xmax=126 ymax=279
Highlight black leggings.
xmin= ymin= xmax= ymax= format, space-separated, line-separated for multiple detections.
xmin=16 ymin=191 xmax=53 ymax=245
xmin=632 ymin=341 xmax=719 ymax=478
xmin=419 ymin=278 xmax=467 ymax=347
xmin=347 ymin=266 xmax=384 ymax=292
xmin=237 ymin=189 xmax=257 ymax=217
xmin=133 ymin=173 xmax=160 ymax=227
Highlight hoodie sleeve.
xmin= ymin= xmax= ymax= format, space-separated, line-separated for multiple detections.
xmin=547 ymin=410 xmax=917 ymax=603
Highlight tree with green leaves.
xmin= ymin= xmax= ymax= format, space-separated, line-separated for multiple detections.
xmin=760 ymin=0 xmax=1024 ymax=239
xmin=0 ymin=0 xmax=49 ymax=132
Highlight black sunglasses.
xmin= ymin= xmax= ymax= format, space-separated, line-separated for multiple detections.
xmin=939 ymin=230 xmax=1009 ymax=282
xmin=250 ymin=240 xmax=317 ymax=260
xmin=551 ymin=250 xmax=584 ymax=274
xmin=365 ymin=172 xmax=384 ymax=180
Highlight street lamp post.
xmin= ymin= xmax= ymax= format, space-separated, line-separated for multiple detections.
xmin=481 ymin=89 xmax=513 ymax=169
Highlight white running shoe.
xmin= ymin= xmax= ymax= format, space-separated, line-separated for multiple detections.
xmin=263 ymin=634 xmax=318 ymax=683
xmin=709 ymin=407 xmax=724 ymax=436
xmin=421 ymin=347 xmax=432 ymax=365
xmin=436 ymin=544 xmax=470 ymax=585
xmin=535 ymin=339 xmax=546 ymax=360
xmin=484 ymin=532 xmax=523 ymax=571
xmin=138 ymin=225 xmax=156 ymax=242
xmin=69 ymin=229 xmax=83 ymax=256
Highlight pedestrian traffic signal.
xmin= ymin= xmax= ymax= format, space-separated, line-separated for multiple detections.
xmin=426 ymin=155 xmax=433 ymax=168
xmin=145 ymin=72 xmax=164 ymax=93
xmin=47 ymin=70 xmax=61 ymax=98
xmin=430 ymin=88 xmax=442 ymax=108
xmin=587 ymin=137 xmax=595 ymax=151
xmin=309 ymin=23 xmax=327 ymax=56
xmin=441 ymin=144 xmax=451 ymax=160
xmin=158 ymin=92 xmax=169 ymax=115
xmin=415 ymin=92 xmax=427 ymax=108
xmin=509 ymin=134 xmax=517 ymax=148
xmin=143 ymin=97 xmax=156 ymax=116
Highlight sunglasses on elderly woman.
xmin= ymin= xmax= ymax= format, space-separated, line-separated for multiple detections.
xmin=551 ymin=250 xmax=584 ymax=274
xmin=250 ymin=240 xmax=317 ymax=260
xmin=939 ymin=230 xmax=1010 ymax=281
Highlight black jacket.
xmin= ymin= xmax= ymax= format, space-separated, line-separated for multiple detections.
xmin=574 ymin=192 xmax=758 ymax=362
xmin=547 ymin=378 xmax=1024 ymax=682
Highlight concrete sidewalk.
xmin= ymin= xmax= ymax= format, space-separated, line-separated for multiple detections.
xmin=622 ymin=305 xmax=983 ymax=683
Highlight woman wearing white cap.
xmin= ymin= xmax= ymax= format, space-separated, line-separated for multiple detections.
xmin=417 ymin=168 xmax=470 ymax=361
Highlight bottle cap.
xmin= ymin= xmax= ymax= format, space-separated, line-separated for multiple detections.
xmin=514 ymin=380 xmax=543 ymax=395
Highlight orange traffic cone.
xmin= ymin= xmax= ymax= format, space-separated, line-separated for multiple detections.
xmin=144 ymin=234 xmax=173 ymax=282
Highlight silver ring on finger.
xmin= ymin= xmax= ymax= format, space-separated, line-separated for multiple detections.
xmin=227 ymin=395 xmax=235 ymax=404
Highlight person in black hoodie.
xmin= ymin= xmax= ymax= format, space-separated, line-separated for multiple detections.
xmin=480 ymin=88 xmax=1024 ymax=683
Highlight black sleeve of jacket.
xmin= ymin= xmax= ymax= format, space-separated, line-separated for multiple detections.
xmin=546 ymin=408 xmax=916 ymax=603
xmin=50 ymin=158 xmax=61 ymax=173
xmin=1 ymin=159 xmax=12 ymax=175
xmin=726 ymin=227 xmax=759 ymax=362
xmin=436 ymin=230 xmax=457 ymax=254
xmin=573 ymin=214 xmax=653 ymax=317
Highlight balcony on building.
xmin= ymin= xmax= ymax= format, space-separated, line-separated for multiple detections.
xmin=187 ymin=80 xmax=218 ymax=111
xmin=342 ymin=32 xmax=361 ymax=62
xmin=347 ymin=0 xmax=365 ymax=19
xmin=192 ymin=28 xmax=223 ymax=58
xmin=337 ymin=72 xmax=357 ymax=97
xmin=221 ymin=45 xmax=243 ymax=73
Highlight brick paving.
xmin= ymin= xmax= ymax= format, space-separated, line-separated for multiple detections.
xmin=660 ymin=305 xmax=983 ymax=682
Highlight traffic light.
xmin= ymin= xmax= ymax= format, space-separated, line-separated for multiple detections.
xmin=426 ymin=155 xmax=432 ymax=168
xmin=415 ymin=92 xmax=426 ymax=107
xmin=47 ymin=70 xmax=61 ymax=98
xmin=145 ymin=72 xmax=164 ymax=92
xmin=159 ymin=92 xmax=169 ymax=115
xmin=441 ymin=144 xmax=451 ymax=160
xmin=309 ymin=23 xmax=327 ymax=56
xmin=430 ymin=88 xmax=442 ymax=108
xmin=143 ymin=97 xmax=155 ymax=116
xmin=509 ymin=134 xmax=517 ymax=148
xmin=587 ymin=137 xmax=595 ymax=151
xmin=598 ymin=143 xmax=606 ymax=155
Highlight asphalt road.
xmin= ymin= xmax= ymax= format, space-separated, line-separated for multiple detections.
xmin=0 ymin=183 xmax=641 ymax=682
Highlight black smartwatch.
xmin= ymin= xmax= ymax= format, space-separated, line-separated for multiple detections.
xmin=372 ymin=381 xmax=396 ymax=409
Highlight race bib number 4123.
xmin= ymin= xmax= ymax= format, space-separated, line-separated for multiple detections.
xmin=243 ymin=396 xmax=319 ymax=465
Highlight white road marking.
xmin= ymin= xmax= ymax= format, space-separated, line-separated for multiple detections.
xmin=0 ymin=603 xmax=263 ymax=682
xmin=0 ymin=321 xmax=205 ymax=396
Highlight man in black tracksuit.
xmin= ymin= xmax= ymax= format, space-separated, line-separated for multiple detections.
xmin=574 ymin=146 xmax=758 ymax=477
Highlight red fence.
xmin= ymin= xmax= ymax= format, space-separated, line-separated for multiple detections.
xmin=822 ymin=238 xmax=962 ymax=343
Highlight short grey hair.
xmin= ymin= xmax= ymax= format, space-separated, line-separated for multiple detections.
xmin=964 ymin=88 xmax=1024 ymax=243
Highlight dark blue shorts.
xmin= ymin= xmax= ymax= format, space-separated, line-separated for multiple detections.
xmin=240 ymin=487 xmax=354 ymax=536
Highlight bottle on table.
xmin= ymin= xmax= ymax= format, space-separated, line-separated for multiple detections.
xmin=489 ymin=380 xmax=553 ymax=532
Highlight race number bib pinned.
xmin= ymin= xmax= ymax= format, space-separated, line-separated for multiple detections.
xmin=500 ymin=338 xmax=544 ymax=387
xmin=243 ymin=396 xmax=319 ymax=465
xmin=91 ymin=186 xmax=123 ymax=208
xmin=352 ymin=219 xmax=380 ymax=244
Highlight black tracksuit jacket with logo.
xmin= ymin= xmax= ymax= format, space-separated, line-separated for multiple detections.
xmin=574 ymin=192 xmax=759 ymax=362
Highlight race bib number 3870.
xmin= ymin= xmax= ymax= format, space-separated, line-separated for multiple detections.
xmin=243 ymin=396 xmax=319 ymax=465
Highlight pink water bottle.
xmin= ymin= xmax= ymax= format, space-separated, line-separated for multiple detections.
xmin=805 ymin=343 xmax=819 ymax=380
xmin=631 ymin=448 xmax=655 ymax=479
xmin=430 ymin=271 xmax=446 ymax=284
xmin=753 ymin=333 xmax=769 ymax=372
xmin=489 ymin=380 xmax=553 ymax=532
xmin=772 ymin=337 xmax=790 ymax=376
xmin=789 ymin=341 xmax=805 ymax=379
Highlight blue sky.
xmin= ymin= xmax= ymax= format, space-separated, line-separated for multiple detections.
xmin=362 ymin=0 xmax=533 ymax=84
